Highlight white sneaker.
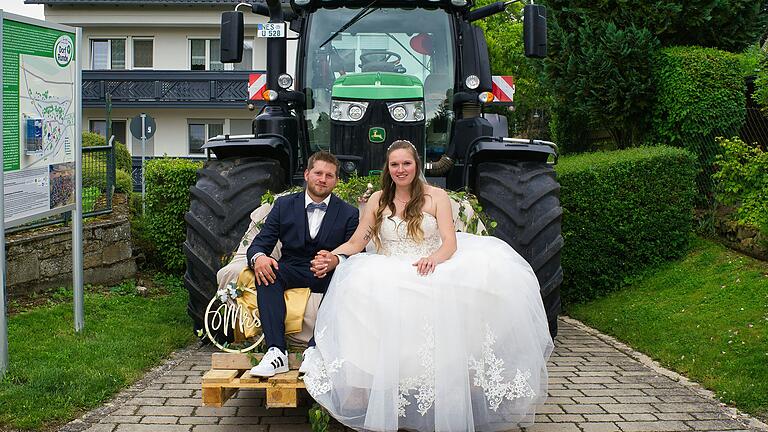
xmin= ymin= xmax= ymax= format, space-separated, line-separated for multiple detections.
xmin=298 ymin=346 xmax=317 ymax=375
xmin=249 ymin=347 xmax=289 ymax=377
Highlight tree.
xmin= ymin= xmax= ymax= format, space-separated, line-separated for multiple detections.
xmin=545 ymin=18 xmax=659 ymax=149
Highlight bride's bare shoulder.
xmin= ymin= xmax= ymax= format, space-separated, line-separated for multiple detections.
xmin=425 ymin=185 xmax=449 ymax=200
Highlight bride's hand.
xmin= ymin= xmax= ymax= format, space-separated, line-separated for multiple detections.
xmin=413 ymin=257 xmax=436 ymax=276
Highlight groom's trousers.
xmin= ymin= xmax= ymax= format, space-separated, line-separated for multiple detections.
xmin=256 ymin=260 xmax=331 ymax=352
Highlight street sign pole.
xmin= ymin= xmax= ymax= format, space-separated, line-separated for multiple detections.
xmin=141 ymin=113 xmax=146 ymax=215
xmin=73 ymin=27 xmax=84 ymax=333
xmin=0 ymin=11 xmax=8 ymax=377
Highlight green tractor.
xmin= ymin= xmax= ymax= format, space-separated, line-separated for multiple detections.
xmin=184 ymin=0 xmax=562 ymax=338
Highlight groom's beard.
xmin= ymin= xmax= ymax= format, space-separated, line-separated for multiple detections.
xmin=306 ymin=182 xmax=333 ymax=200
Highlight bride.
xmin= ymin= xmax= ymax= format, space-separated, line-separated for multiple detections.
xmin=302 ymin=140 xmax=554 ymax=432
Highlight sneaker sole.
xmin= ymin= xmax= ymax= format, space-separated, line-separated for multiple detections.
xmin=249 ymin=365 xmax=289 ymax=377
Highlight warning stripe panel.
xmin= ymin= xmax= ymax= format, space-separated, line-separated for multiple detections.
xmin=491 ymin=75 xmax=515 ymax=103
xmin=248 ymin=73 xmax=267 ymax=101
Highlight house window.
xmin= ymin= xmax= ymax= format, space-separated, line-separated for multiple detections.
xmin=190 ymin=39 xmax=253 ymax=71
xmin=91 ymin=39 xmax=126 ymax=70
xmin=189 ymin=121 xmax=224 ymax=154
xmin=133 ymin=38 xmax=154 ymax=69
xmin=89 ymin=119 xmax=127 ymax=146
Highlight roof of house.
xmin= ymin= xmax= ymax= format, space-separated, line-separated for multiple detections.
xmin=25 ymin=0 xmax=256 ymax=5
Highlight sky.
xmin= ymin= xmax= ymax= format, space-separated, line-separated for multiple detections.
xmin=2 ymin=0 xmax=45 ymax=20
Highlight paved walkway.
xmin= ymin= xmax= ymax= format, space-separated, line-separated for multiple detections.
xmin=61 ymin=318 xmax=768 ymax=432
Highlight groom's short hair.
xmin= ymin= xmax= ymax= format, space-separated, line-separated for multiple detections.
xmin=307 ymin=151 xmax=340 ymax=175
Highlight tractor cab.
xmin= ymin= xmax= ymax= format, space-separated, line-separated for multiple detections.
xmin=301 ymin=6 xmax=456 ymax=175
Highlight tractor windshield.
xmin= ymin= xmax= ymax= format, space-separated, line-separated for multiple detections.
xmin=302 ymin=7 xmax=455 ymax=161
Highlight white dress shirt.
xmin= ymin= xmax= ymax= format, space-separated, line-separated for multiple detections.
xmin=305 ymin=192 xmax=331 ymax=239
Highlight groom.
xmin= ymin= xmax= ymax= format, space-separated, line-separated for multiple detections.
xmin=247 ymin=151 xmax=359 ymax=377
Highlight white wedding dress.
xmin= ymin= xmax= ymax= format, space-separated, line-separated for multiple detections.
xmin=302 ymin=213 xmax=554 ymax=432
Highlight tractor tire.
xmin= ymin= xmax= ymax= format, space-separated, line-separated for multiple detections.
xmin=475 ymin=161 xmax=563 ymax=339
xmin=184 ymin=157 xmax=285 ymax=331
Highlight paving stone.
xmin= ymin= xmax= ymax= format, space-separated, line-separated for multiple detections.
xmin=585 ymin=414 xmax=624 ymax=422
xmin=617 ymin=420 xmax=692 ymax=431
xmin=654 ymin=403 xmax=722 ymax=413
xmin=621 ymin=414 xmax=659 ymax=421
xmin=259 ymin=416 xmax=311 ymax=424
xmin=84 ymin=425 xmax=117 ymax=432
xmin=601 ymin=404 xmax=657 ymax=414
xmin=616 ymin=396 xmax=662 ymax=404
xmin=218 ymin=416 xmax=262 ymax=424
xmin=574 ymin=397 xmax=618 ymax=404
xmin=525 ymin=423 xmax=581 ymax=431
xmin=114 ymin=426 xmax=191 ymax=432
xmin=656 ymin=413 xmax=695 ymax=421
xmin=562 ymin=404 xmax=606 ymax=414
xmin=138 ymin=390 xmax=194 ymax=398
xmin=124 ymin=397 xmax=167 ymax=406
xmin=140 ymin=416 xmax=181 ymax=424
xmin=190 ymin=426 xmax=267 ymax=432
xmin=99 ymin=416 xmax=142 ymax=424
xmin=686 ymin=420 xmax=749 ymax=430
xmin=548 ymin=414 xmax=585 ymax=423
xmin=193 ymin=406 xmax=239 ymax=417
xmin=179 ymin=416 xmax=219 ymax=425
xmin=137 ymin=406 xmax=194 ymax=416
xmin=166 ymin=398 xmax=205 ymax=406
xmin=579 ymin=422 xmax=621 ymax=432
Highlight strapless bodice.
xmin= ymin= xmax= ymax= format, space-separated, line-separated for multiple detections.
xmin=377 ymin=212 xmax=442 ymax=257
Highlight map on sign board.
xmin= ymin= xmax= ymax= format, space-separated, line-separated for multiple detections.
xmin=2 ymin=15 xmax=78 ymax=227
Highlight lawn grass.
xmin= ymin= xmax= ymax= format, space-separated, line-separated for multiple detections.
xmin=568 ymin=237 xmax=768 ymax=419
xmin=0 ymin=275 xmax=197 ymax=430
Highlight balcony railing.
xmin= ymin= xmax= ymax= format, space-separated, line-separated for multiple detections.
xmin=82 ymin=70 xmax=264 ymax=108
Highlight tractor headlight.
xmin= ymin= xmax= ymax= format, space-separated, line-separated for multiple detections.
xmin=331 ymin=100 xmax=369 ymax=122
xmin=391 ymin=106 xmax=407 ymax=121
xmin=348 ymin=105 xmax=364 ymax=121
xmin=465 ymin=75 xmax=480 ymax=90
xmin=277 ymin=73 xmax=293 ymax=89
xmin=387 ymin=101 xmax=425 ymax=123
xmin=451 ymin=0 xmax=468 ymax=6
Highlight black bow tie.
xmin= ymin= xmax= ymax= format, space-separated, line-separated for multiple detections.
xmin=307 ymin=202 xmax=328 ymax=212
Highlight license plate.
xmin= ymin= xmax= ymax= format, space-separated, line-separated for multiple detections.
xmin=257 ymin=23 xmax=285 ymax=38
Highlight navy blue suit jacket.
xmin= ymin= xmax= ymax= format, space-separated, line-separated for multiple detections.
xmin=246 ymin=192 xmax=359 ymax=268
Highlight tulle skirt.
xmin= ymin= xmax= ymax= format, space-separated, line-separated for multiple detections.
xmin=302 ymin=233 xmax=554 ymax=432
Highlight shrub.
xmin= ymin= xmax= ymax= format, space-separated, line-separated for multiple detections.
xmin=115 ymin=169 xmax=133 ymax=194
xmin=546 ymin=19 xmax=658 ymax=149
xmin=650 ymin=46 xmax=746 ymax=196
xmin=651 ymin=47 xmax=746 ymax=148
xmin=82 ymin=131 xmax=132 ymax=171
xmin=557 ymin=146 xmax=697 ymax=304
xmin=713 ymin=137 xmax=768 ymax=237
xmin=145 ymin=158 xmax=203 ymax=272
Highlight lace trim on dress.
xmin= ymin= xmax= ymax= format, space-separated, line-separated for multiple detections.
xmin=469 ymin=324 xmax=537 ymax=411
xmin=397 ymin=322 xmax=436 ymax=417
xmin=304 ymin=326 xmax=346 ymax=397
xmin=379 ymin=213 xmax=442 ymax=258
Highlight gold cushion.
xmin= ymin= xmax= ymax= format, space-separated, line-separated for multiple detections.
xmin=235 ymin=267 xmax=311 ymax=338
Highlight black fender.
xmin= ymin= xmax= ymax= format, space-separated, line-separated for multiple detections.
xmin=463 ymin=137 xmax=558 ymax=189
xmin=203 ymin=134 xmax=292 ymax=183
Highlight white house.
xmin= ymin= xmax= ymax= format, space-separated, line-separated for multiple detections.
xmin=28 ymin=0 xmax=297 ymax=158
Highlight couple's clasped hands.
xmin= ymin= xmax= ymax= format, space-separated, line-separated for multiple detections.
xmin=310 ymin=251 xmax=438 ymax=277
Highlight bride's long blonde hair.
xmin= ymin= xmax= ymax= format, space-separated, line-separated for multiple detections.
xmin=371 ymin=140 xmax=426 ymax=250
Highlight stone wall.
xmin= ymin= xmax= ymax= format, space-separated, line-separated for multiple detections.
xmin=6 ymin=215 xmax=136 ymax=296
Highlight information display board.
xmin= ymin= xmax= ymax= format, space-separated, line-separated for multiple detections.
xmin=2 ymin=13 xmax=77 ymax=228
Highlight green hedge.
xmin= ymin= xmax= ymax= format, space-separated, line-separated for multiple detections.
xmin=651 ymin=47 xmax=745 ymax=148
xmin=558 ymin=146 xmax=697 ymax=304
xmin=145 ymin=158 xmax=202 ymax=272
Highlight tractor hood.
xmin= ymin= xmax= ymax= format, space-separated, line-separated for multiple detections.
xmin=332 ymin=72 xmax=423 ymax=100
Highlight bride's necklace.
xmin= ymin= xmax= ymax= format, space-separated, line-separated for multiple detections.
xmin=395 ymin=196 xmax=410 ymax=205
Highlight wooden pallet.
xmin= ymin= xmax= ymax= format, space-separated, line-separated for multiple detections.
xmin=202 ymin=352 xmax=306 ymax=408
